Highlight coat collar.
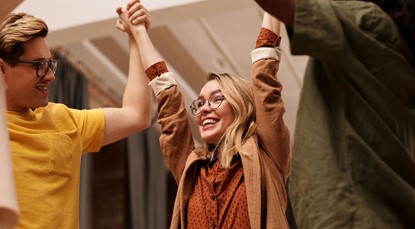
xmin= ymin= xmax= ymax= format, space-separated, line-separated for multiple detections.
xmin=175 ymin=135 xmax=263 ymax=228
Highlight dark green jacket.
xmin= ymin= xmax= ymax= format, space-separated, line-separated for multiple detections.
xmin=288 ymin=0 xmax=415 ymax=228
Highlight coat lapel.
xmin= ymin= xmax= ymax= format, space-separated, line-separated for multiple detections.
xmin=241 ymin=136 xmax=263 ymax=228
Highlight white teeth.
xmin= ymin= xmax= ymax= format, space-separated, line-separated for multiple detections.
xmin=36 ymin=86 xmax=48 ymax=91
xmin=202 ymin=118 xmax=218 ymax=127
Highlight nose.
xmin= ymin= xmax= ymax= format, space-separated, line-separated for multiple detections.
xmin=199 ymin=100 xmax=212 ymax=114
xmin=43 ymin=68 xmax=56 ymax=81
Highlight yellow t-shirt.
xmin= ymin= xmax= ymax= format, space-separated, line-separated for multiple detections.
xmin=8 ymin=102 xmax=104 ymax=229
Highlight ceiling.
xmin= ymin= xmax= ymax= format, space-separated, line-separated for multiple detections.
xmin=5 ymin=0 xmax=308 ymax=142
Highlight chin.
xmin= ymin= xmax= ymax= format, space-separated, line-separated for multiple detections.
xmin=200 ymin=127 xmax=223 ymax=145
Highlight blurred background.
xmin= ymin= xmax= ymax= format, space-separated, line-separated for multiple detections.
xmin=1 ymin=0 xmax=307 ymax=228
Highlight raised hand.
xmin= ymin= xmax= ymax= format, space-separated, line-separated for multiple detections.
xmin=126 ymin=1 xmax=151 ymax=30
xmin=116 ymin=0 xmax=150 ymax=33
xmin=115 ymin=6 xmax=131 ymax=33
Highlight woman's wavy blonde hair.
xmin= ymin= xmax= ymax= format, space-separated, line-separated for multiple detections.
xmin=0 ymin=13 xmax=48 ymax=61
xmin=199 ymin=73 xmax=257 ymax=168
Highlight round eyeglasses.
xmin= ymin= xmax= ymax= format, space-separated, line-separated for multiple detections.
xmin=4 ymin=59 xmax=59 ymax=78
xmin=189 ymin=92 xmax=226 ymax=116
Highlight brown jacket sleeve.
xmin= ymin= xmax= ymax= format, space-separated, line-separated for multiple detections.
xmin=156 ymin=84 xmax=195 ymax=183
xmin=251 ymin=56 xmax=291 ymax=179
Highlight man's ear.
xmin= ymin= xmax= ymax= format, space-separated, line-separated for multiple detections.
xmin=0 ymin=59 xmax=6 ymax=74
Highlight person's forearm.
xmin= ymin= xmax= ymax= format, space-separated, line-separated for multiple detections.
xmin=132 ymin=26 xmax=164 ymax=70
xmin=262 ymin=12 xmax=280 ymax=35
xmin=122 ymin=33 xmax=152 ymax=122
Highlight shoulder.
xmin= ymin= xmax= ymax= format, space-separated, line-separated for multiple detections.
xmin=43 ymin=103 xmax=104 ymax=125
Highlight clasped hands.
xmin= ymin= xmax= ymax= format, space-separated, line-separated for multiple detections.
xmin=116 ymin=0 xmax=151 ymax=33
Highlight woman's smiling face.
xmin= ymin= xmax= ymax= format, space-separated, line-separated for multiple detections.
xmin=194 ymin=80 xmax=235 ymax=145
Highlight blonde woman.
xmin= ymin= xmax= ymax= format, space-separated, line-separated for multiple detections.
xmin=118 ymin=1 xmax=291 ymax=228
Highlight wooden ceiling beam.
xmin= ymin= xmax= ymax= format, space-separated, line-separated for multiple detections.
xmin=0 ymin=0 xmax=23 ymax=22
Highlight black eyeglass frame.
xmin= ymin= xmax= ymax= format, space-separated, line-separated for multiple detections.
xmin=189 ymin=94 xmax=226 ymax=116
xmin=4 ymin=59 xmax=59 ymax=78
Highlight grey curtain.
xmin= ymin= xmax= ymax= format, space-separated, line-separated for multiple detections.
xmin=49 ymin=52 xmax=89 ymax=109
xmin=127 ymin=126 xmax=169 ymax=229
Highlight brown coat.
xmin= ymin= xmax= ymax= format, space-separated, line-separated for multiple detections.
xmin=155 ymin=51 xmax=290 ymax=229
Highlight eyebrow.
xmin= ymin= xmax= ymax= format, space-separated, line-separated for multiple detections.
xmin=34 ymin=58 xmax=52 ymax=61
xmin=20 ymin=56 xmax=52 ymax=61
xmin=197 ymin=89 xmax=222 ymax=99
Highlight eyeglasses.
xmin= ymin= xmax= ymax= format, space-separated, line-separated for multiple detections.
xmin=190 ymin=92 xmax=226 ymax=116
xmin=4 ymin=59 xmax=59 ymax=78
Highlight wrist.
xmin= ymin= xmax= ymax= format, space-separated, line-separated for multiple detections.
xmin=145 ymin=61 xmax=169 ymax=81
xmin=255 ymin=27 xmax=281 ymax=48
